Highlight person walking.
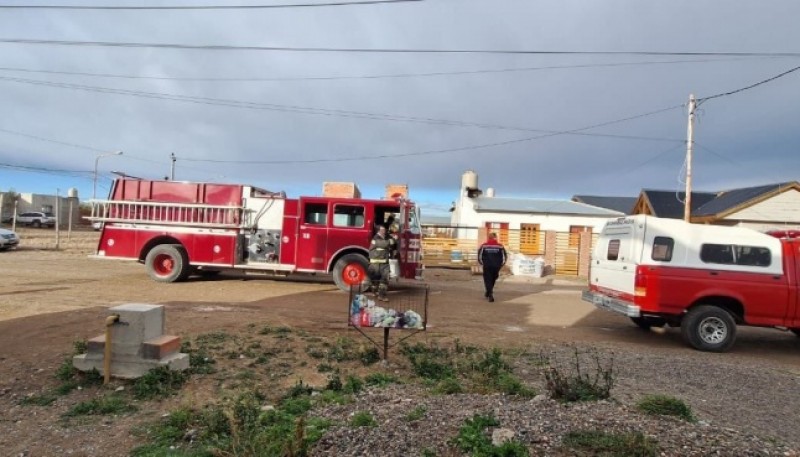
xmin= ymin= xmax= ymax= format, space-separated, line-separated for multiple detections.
xmin=478 ymin=232 xmax=507 ymax=302
xmin=368 ymin=225 xmax=396 ymax=301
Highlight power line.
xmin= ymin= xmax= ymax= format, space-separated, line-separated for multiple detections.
xmin=0 ymin=126 xmax=226 ymax=176
xmin=0 ymin=57 xmax=771 ymax=82
xmin=698 ymin=64 xmax=800 ymax=103
xmin=0 ymin=75 xmax=682 ymax=143
xmin=177 ymin=104 xmax=684 ymax=164
xmin=0 ymin=0 xmax=421 ymax=10
xmin=2 ymin=38 xmax=800 ymax=57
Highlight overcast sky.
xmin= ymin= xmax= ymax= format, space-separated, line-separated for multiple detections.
xmin=1 ymin=0 xmax=799 ymax=215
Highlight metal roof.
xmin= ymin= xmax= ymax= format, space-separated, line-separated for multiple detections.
xmin=641 ymin=190 xmax=718 ymax=219
xmin=472 ymin=197 xmax=623 ymax=216
xmin=572 ymin=195 xmax=637 ymax=214
xmin=693 ymin=182 xmax=796 ymax=217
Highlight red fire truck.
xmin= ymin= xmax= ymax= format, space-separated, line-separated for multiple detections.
xmin=90 ymin=178 xmax=423 ymax=290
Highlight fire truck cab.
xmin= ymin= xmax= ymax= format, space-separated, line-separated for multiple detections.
xmin=91 ymin=178 xmax=423 ymax=290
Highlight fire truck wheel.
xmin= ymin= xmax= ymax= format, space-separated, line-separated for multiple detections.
xmin=791 ymin=329 xmax=800 ymax=337
xmin=630 ymin=316 xmax=666 ymax=331
xmin=145 ymin=244 xmax=190 ymax=283
xmin=680 ymin=305 xmax=737 ymax=352
xmin=332 ymin=253 xmax=369 ymax=292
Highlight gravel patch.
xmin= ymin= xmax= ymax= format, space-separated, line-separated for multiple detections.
xmin=312 ymin=343 xmax=800 ymax=456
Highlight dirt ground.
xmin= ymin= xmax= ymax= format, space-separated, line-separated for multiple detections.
xmin=1 ymin=235 xmax=800 ymax=455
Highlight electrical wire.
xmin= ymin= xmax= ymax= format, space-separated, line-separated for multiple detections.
xmin=0 ymin=126 xmax=227 ymax=177
xmin=177 ymin=104 xmax=684 ymax=164
xmin=698 ymin=65 xmax=800 ymax=104
xmin=0 ymin=75 xmax=683 ymax=143
xmin=0 ymin=0 xmax=422 ymax=10
xmin=2 ymin=38 xmax=800 ymax=57
xmin=0 ymin=57 xmax=771 ymax=82
xmin=621 ymin=143 xmax=686 ymax=175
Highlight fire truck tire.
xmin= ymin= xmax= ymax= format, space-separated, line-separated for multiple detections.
xmin=680 ymin=305 xmax=737 ymax=352
xmin=145 ymin=244 xmax=190 ymax=283
xmin=332 ymin=254 xmax=369 ymax=292
xmin=791 ymin=329 xmax=800 ymax=337
xmin=630 ymin=316 xmax=666 ymax=330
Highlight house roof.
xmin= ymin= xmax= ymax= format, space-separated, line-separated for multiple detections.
xmin=640 ymin=190 xmax=718 ymax=219
xmin=471 ymin=197 xmax=623 ymax=216
xmin=693 ymin=182 xmax=797 ymax=217
xmin=420 ymin=215 xmax=453 ymax=226
xmin=571 ymin=195 xmax=637 ymax=215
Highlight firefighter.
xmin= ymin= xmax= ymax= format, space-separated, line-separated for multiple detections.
xmin=478 ymin=232 xmax=507 ymax=302
xmin=368 ymin=225 xmax=396 ymax=301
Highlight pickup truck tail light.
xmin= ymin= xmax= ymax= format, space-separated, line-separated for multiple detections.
xmin=634 ymin=265 xmax=647 ymax=297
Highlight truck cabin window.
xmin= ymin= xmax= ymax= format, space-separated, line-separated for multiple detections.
xmin=304 ymin=203 xmax=328 ymax=225
xmin=700 ymin=244 xmax=771 ymax=267
xmin=333 ymin=205 xmax=365 ymax=228
xmin=607 ymin=239 xmax=621 ymax=260
xmin=651 ymin=236 xmax=674 ymax=262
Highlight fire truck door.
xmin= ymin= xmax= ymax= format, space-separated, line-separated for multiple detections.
xmin=296 ymin=201 xmax=329 ymax=270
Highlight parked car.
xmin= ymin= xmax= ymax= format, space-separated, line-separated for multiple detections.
xmin=0 ymin=227 xmax=19 ymax=250
xmin=1 ymin=213 xmax=12 ymax=224
xmin=15 ymin=212 xmax=56 ymax=228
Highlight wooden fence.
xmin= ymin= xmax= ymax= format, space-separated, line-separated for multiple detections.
xmin=421 ymin=227 xmax=597 ymax=277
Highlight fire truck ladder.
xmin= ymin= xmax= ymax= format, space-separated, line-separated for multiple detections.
xmin=89 ymin=200 xmax=244 ymax=228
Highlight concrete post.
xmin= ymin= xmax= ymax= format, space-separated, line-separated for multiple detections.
xmin=544 ymin=231 xmax=557 ymax=276
xmin=578 ymin=231 xmax=593 ymax=278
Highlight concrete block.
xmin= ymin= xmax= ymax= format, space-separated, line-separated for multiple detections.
xmin=110 ymin=303 xmax=165 ymax=357
xmin=73 ymin=303 xmax=188 ymax=380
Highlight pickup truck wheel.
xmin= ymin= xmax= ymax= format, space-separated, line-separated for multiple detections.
xmin=145 ymin=244 xmax=190 ymax=283
xmin=630 ymin=316 xmax=666 ymax=330
xmin=32 ymin=220 xmax=41 ymax=228
xmin=332 ymin=254 xmax=369 ymax=292
xmin=681 ymin=305 xmax=737 ymax=352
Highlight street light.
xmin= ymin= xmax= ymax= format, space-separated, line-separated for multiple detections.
xmin=93 ymin=151 xmax=123 ymax=200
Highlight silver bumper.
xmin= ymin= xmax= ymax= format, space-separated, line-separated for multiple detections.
xmin=582 ymin=290 xmax=640 ymax=318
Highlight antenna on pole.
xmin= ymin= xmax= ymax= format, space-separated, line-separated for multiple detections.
xmin=684 ymin=94 xmax=696 ymax=222
xmin=170 ymin=153 xmax=176 ymax=180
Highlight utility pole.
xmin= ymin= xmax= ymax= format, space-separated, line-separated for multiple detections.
xmin=55 ymin=188 xmax=61 ymax=250
xmin=170 ymin=153 xmax=176 ymax=180
xmin=684 ymin=94 xmax=696 ymax=223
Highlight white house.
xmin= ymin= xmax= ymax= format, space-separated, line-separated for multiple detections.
xmin=450 ymin=170 xmax=622 ymax=241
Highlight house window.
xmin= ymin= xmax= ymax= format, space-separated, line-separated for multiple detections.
xmin=607 ymin=239 xmax=621 ymax=260
xmin=303 ymin=203 xmax=328 ymax=225
xmin=520 ymin=223 xmax=541 ymax=255
xmin=569 ymin=225 xmax=592 ymax=247
xmin=651 ymin=237 xmax=674 ymax=262
xmin=332 ymin=204 xmax=364 ymax=228
xmin=485 ymin=222 xmax=509 ymax=245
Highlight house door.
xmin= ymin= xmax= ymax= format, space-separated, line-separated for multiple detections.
xmin=520 ymin=223 xmax=541 ymax=255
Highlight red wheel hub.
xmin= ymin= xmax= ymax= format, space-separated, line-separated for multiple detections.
xmin=342 ymin=263 xmax=365 ymax=285
xmin=153 ymin=253 xmax=175 ymax=276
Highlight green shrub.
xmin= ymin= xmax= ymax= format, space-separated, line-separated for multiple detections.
xmin=132 ymin=366 xmax=188 ymax=400
xmin=364 ymin=372 xmax=399 ymax=387
xmin=19 ymin=393 xmax=57 ymax=406
xmin=65 ymin=395 xmax=136 ymax=417
xmin=343 ymin=375 xmax=364 ymax=394
xmin=433 ymin=378 xmax=463 ymax=395
xmin=359 ymin=346 xmax=381 ymax=365
xmin=637 ymin=395 xmax=695 ymax=422
xmin=543 ymin=347 xmax=615 ymax=402
xmin=562 ymin=430 xmax=657 ymax=456
xmin=405 ymin=405 xmax=427 ymax=422
xmin=451 ymin=414 xmax=529 ymax=457
xmin=55 ymin=358 xmax=76 ymax=381
xmin=351 ymin=411 xmax=377 ymax=427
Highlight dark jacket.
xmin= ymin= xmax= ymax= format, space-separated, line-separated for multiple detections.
xmin=478 ymin=239 xmax=507 ymax=270
xmin=369 ymin=232 xmax=396 ymax=263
